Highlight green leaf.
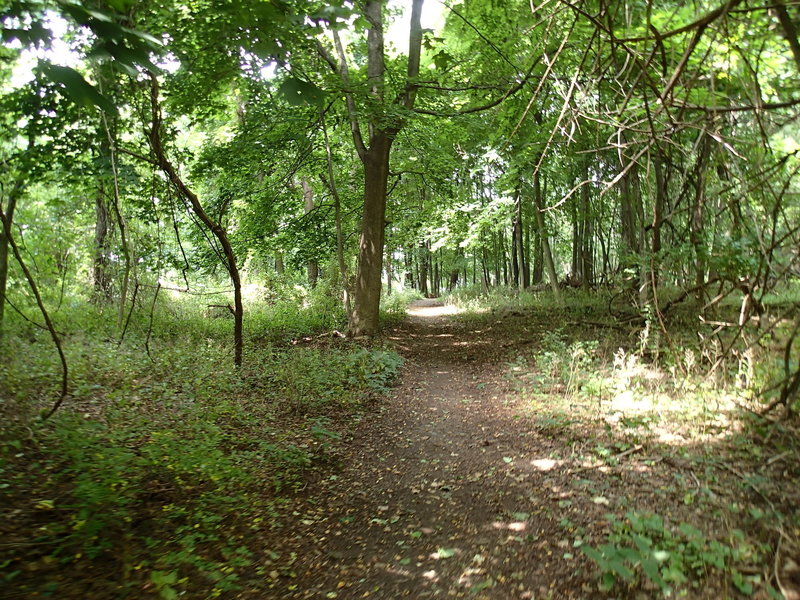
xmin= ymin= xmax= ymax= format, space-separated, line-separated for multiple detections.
xmin=39 ymin=63 xmax=117 ymax=114
xmin=582 ymin=545 xmax=606 ymax=565
xmin=159 ymin=586 xmax=178 ymax=600
xmin=278 ymin=77 xmax=325 ymax=107
xmin=150 ymin=570 xmax=178 ymax=586
xmin=641 ymin=558 xmax=665 ymax=589
xmin=433 ymin=50 xmax=454 ymax=71
xmin=608 ymin=560 xmax=634 ymax=581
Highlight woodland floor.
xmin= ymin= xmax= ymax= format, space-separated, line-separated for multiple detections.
xmin=247 ymin=299 xmax=800 ymax=600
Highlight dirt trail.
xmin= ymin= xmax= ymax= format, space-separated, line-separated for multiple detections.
xmin=270 ymin=299 xmax=591 ymax=599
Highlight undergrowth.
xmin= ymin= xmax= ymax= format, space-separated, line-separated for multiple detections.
xmin=451 ymin=287 xmax=799 ymax=597
xmin=0 ymin=290 xmax=406 ymax=599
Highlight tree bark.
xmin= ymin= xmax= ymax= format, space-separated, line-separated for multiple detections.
xmin=323 ymin=0 xmax=424 ymax=336
xmin=513 ymin=185 xmax=528 ymax=288
xmin=92 ymin=187 xmax=112 ymax=300
xmin=533 ymin=170 xmax=563 ymax=305
xmin=302 ymin=178 xmax=319 ymax=288
xmin=148 ymin=74 xmax=244 ymax=367
xmin=579 ymin=165 xmax=593 ymax=291
xmin=350 ymin=133 xmax=392 ymax=334
xmin=418 ymin=241 xmax=429 ymax=296
xmin=0 ymin=178 xmax=24 ymax=335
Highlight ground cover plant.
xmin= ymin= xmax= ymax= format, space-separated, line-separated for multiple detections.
xmin=456 ymin=288 xmax=800 ymax=598
xmin=0 ymin=290 xmax=404 ymax=599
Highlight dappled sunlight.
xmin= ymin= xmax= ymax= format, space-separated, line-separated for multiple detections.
xmin=491 ymin=520 xmax=527 ymax=532
xmin=531 ymin=458 xmax=561 ymax=471
xmin=407 ymin=301 xmax=460 ymax=319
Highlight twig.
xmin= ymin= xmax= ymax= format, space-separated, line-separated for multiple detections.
xmin=0 ymin=212 xmax=68 ymax=420
xmin=207 ymin=304 xmax=235 ymax=315
xmin=572 ymin=444 xmax=644 ymax=472
xmin=713 ymin=460 xmax=776 ymax=512
xmin=118 ymin=280 xmax=139 ymax=345
xmin=145 ymin=282 xmax=160 ymax=362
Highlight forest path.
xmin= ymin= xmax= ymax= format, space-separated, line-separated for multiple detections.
xmin=270 ymin=299 xmax=590 ymax=599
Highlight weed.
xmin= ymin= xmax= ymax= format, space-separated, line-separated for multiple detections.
xmin=582 ymin=511 xmax=767 ymax=595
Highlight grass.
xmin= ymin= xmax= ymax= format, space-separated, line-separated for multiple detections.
xmin=0 ymin=284 xmax=409 ymax=599
xmin=446 ymin=285 xmax=800 ymax=597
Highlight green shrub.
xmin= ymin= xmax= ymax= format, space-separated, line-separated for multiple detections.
xmin=582 ymin=511 xmax=766 ymax=595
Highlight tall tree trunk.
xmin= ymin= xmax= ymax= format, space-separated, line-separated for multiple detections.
xmin=324 ymin=0 xmax=424 ymax=336
xmin=533 ymin=170 xmax=563 ymax=305
xmin=580 ymin=168 xmax=593 ymax=291
xmin=418 ymin=241 xmax=429 ymax=296
xmin=385 ymin=244 xmax=393 ymax=296
xmin=0 ymin=179 xmax=24 ymax=335
xmin=511 ymin=214 xmax=520 ymax=287
xmin=513 ymin=187 xmax=528 ymax=289
xmin=301 ymin=178 xmax=319 ymax=288
xmin=92 ymin=187 xmax=112 ymax=300
xmin=532 ymin=227 xmax=543 ymax=284
xmin=492 ymin=232 xmax=501 ymax=286
xmin=651 ymin=151 xmax=665 ymax=292
xmin=570 ymin=200 xmax=579 ymax=280
xmin=275 ymin=252 xmax=285 ymax=275
xmin=523 ymin=221 xmax=531 ymax=288
xmin=499 ymin=230 xmax=509 ymax=285
xmin=404 ymin=248 xmax=414 ymax=289
xmin=481 ymin=247 xmax=490 ymax=291
xmin=691 ymin=134 xmax=711 ymax=308
xmin=99 ymin=111 xmax=132 ymax=329
xmin=619 ymin=156 xmax=641 ymax=285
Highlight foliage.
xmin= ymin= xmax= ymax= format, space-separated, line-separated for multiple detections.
xmin=582 ymin=511 xmax=766 ymax=595
xmin=0 ymin=295 xmax=402 ymax=597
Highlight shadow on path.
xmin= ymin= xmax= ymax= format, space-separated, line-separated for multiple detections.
xmin=268 ymin=299 xmax=591 ymax=599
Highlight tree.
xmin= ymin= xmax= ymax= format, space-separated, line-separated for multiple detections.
xmin=317 ymin=0 xmax=424 ymax=336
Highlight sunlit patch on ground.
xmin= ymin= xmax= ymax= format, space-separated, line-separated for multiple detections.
xmin=406 ymin=299 xmax=460 ymax=318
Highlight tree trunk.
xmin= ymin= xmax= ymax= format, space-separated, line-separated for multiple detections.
xmin=93 ymin=186 xmax=112 ymax=300
xmin=386 ymin=244 xmax=393 ymax=296
xmin=651 ymin=151 xmax=665 ymax=292
xmin=404 ymin=247 xmax=414 ymax=289
xmin=691 ymin=134 xmax=711 ymax=308
xmin=148 ymin=74 xmax=244 ymax=367
xmin=302 ymin=177 xmax=319 ymax=288
xmin=580 ymin=168 xmax=593 ymax=291
xmin=533 ymin=170 xmax=563 ymax=305
xmin=492 ymin=232 xmax=501 ymax=286
xmin=532 ymin=227 xmax=543 ymax=284
xmin=325 ymin=0 xmax=424 ymax=336
xmin=0 ymin=179 xmax=23 ymax=335
xmin=499 ymin=230 xmax=508 ymax=285
xmin=418 ymin=241 xmax=429 ymax=296
xmin=523 ymin=221 xmax=531 ymax=288
xmin=349 ymin=136 xmax=391 ymax=335
xmin=513 ymin=187 xmax=528 ymax=289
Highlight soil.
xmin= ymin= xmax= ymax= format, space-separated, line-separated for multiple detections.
xmin=259 ymin=299 xmax=586 ymax=599
xmin=248 ymin=299 xmax=799 ymax=599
